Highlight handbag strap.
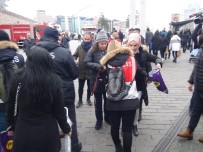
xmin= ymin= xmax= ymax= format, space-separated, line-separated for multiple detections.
xmin=14 ymin=83 xmax=21 ymax=117
xmin=91 ymin=73 xmax=99 ymax=96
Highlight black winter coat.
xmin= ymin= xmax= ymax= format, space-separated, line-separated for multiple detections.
xmin=36 ymin=36 xmax=79 ymax=105
xmin=188 ymin=48 xmax=203 ymax=93
xmin=6 ymin=72 xmax=71 ymax=152
xmin=84 ymin=46 xmax=107 ymax=92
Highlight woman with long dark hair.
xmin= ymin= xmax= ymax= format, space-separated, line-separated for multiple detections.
xmin=6 ymin=46 xmax=71 ymax=152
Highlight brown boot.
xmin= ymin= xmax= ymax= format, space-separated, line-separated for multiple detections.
xmin=199 ymin=136 xmax=203 ymax=143
xmin=177 ymin=128 xmax=193 ymax=140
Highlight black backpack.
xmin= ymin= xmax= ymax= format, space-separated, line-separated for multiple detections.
xmin=106 ymin=65 xmax=133 ymax=101
xmin=0 ymin=61 xmax=18 ymax=102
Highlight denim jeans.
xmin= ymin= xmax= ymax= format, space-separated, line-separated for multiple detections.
xmin=110 ymin=110 xmax=136 ymax=152
xmin=0 ymin=103 xmax=6 ymax=132
xmin=188 ymin=91 xmax=203 ymax=131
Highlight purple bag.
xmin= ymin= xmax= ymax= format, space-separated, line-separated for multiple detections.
xmin=148 ymin=69 xmax=168 ymax=94
xmin=0 ymin=131 xmax=13 ymax=152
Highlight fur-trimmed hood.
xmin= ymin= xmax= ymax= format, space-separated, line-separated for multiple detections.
xmin=100 ymin=47 xmax=134 ymax=65
xmin=0 ymin=41 xmax=19 ymax=52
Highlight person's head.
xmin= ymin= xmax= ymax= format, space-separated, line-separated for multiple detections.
xmin=96 ymin=31 xmax=108 ymax=51
xmin=134 ymin=28 xmax=141 ymax=34
xmin=22 ymin=45 xmax=61 ymax=104
xmin=26 ymin=46 xmax=53 ymax=73
xmin=0 ymin=30 xmax=10 ymax=41
xmin=26 ymin=33 xmax=31 ymax=39
xmin=128 ymin=28 xmax=135 ymax=35
xmin=147 ymin=28 xmax=150 ymax=31
xmin=83 ymin=32 xmax=92 ymax=43
xmin=127 ymin=33 xmax=141 ymax=54
xmin=111 ymin=31 xmax=119 ymax=39
xmin=43 ymin=27 xmax=60 ymax=41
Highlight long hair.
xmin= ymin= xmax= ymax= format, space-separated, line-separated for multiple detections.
xmin=19 ymin=46 xmax=61 ymax=105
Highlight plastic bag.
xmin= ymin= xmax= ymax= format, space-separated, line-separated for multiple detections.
xmin=148 ymin=69 xmax=168 ymax=94
xmin=64 ymin=107 xmax=72 ymax=152
xmin=0 ymin=131 xmax=13 ymax=152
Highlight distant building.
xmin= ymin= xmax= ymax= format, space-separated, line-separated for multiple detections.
xmin=0 ymin=10 xmax=36 ymax=24
xmin=56 ymin=15 xmax=65 ymax=31
xmin=36 ymin=10 xmax=53 ymax=24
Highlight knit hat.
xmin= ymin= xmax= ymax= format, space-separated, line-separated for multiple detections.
xmin=44 ymin=27 xmax=59 ymax=40
xmin=0 ymin=30 xmax=10 ymax=41
xmin=96 ymin=31 xmax=108 ymax=43
xmin=127 ymin=33 xmax=141 ymax=47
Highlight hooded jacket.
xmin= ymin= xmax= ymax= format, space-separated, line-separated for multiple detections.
xmin=100 ymin=43 xmax=139 ymax=111
xmin=0 ymin=41 xmax=25 ymax=68
xmin=36 ymin=36 xmax=79 ymax=105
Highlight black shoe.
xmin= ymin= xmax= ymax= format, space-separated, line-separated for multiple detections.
xmin=87 ymin=99 xmax=92 ymax=106
xmin=115 ymin=143 xmax=123 ymax=152
xmin=76 ymin=101 xmax=83 ymax=108
xmin=95 ymin=122 xmax=102 ymax=130
xmin=72 ymin=142 xmax=82 ymax=152
xmin=132 ymin=125 xmax=139 ymax=137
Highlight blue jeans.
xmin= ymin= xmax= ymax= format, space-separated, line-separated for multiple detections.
xmin=188 ymin=91 xmax=203 ymax=131
xmin=0 ymin=103 xmax=6 ymax=132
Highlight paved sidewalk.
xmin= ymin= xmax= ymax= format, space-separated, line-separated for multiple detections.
xmin=60 ymin=41 xmax=202 ymax=152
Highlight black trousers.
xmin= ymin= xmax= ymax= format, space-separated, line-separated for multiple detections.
xmin=110 ymin=110 xmax=136 ymax=152
xmin=188 ymin=91 xmax=203 ymax=131
xmin=94 ymin=91 xmax=110 ymax=125
xmin=78 ymin=79 xmax=90 ymax=101
xmin=172 ymin=51 xmax=178 ymax=61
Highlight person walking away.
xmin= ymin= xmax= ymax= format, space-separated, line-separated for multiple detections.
xmin=73 ymin=33 xmax=93 ymax=108
xmin=100 ymin=40 xmax=139 ymax=152
xmin=36 ymin=27 xmax=82 ymax=152
xmin=22 ymin=32 xmax=36 ymax=55
xmin=158 ymin=33 xmax=169 ymax=61
xmin=127 ymin=33 xmax=162 ymax=136
xmin=6 ymin=46 xmax=71 ymax=152
xmin=151 ymin=30 xmax=161 ymax=56
xmin=0 ymin=30 xmax=24 ymax=132
xmin=177 ymin=33 xmax=203 ymax=143
xmin=61 ymin=32 xmax=71 ymax=49
xmin=145 ymin=27 xmax=153 ymax=54
xmin=78 ymin=33 xmax=82 ymax=43
xmin=166 ymin=30 xmax=173 ymax=59
xmin=85 ymin=31 xmax=111 ymax=130
xmin=169 ymin=31 xmax=181 ymax=63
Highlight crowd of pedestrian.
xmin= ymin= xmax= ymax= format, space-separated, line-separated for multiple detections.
xmin=0 ymin=22 xmax=202 ymax=152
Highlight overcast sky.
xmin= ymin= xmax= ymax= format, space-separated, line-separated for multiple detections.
xmin=6 ymin=0 xmax=203 ymax=30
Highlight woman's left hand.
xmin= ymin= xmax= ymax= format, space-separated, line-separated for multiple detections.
xmin=156 ymin=63 xmax=161 ymax=69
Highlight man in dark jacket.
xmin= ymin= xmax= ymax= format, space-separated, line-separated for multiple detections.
xmin=23 ymin=32 xmax=36 ymax=55
xmin=73 ymin=33 xmax=93 ymax=108
xmin=0 ymin=30 xmax=25 ymax=132
xmin=145 ymin=28 xmax=153 ymax=53
xmin=177 ymin=33 xmax=203 ymax=143
xmin=61 ymin=32 xmax=70 ymax=49
xmin=36 ymin=27 xmax=82 ymax=152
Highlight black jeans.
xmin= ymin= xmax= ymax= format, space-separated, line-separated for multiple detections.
xmin=78 ymin=79 xmax=90 ymax=101
xmin=188 ymin=91 xmax=203 ymax=131
xmin=111 ymin=110 xmax=136 ymax=152
xmin=94 ymin=90 xmax=110 ymax=125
